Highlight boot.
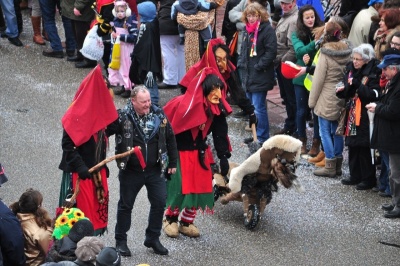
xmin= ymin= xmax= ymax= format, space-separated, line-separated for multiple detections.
xmin=314 ymin=158 xmax=336 ymax=178
xmin=308 ymin=150 xmax=325 ymax=164
xmin=315 ymin=158 xmax=325 ymax=167
xmin=163 ymin=216 xmax=179 ymax=238
xmin=336 ymin=156 xmax=343 ymax=176
xmin=299 ymin=137 xmax=308 ymax=155
xmin=178 ymin=221 xmax=200 ymax=238
xmin=308 ymin=138 xmax=320 ymax=157
xmin=31 ymin=16 xmax=45 ymax=45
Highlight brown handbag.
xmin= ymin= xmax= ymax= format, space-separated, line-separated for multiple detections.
xmin=335 ymin=107 xmax=347 ymax=136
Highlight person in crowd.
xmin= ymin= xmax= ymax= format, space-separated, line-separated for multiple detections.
xmin=163 ymin=70 xmax=231 ymax=238
xmin=273 ymin=0 xmax=298 ymax=136
xmin=374 ymin=8 xmax=400 ymax=60
xmin=0 ymin=164 xmax=26 ymax=266
xmin=40 ymin=0 xmax=76 ymax=59
xmin=9 ymin=188 xmax=53 ymax=266
xmin=237 ymin=2 xmax=276 ymax=143
xmin=338 ymin=0 xmax=369 ymax=29
xmin=59 ymin=66 xmax=118 ymax=236
xmin=46 ymin=219 xmax=94 ymax=263
xmin=336 ymin=44 xmax=381 ymax=190
xmin=291 ymin=4 xmax=323 ymax=154
xmin=107 ymin=85 xmax=178 ymax=256
xmin=157 ymin=0 xmax=186 ymax=89
xmin=308 ymin=20 xmax=352 ymax=178
xmin=60 ymin=0 xmax=95 ymax=68
xmin=129 ymin=1 xmax=163 ymax=105
xmin=348 ymin=0 xmax=383 ymax=48
xmin=222 ymin=0 xmax=241 ymax=47
xmin=108 ymin=1 xmax=138 ymax=98
xmin=171 ymin=0 xmax=221 ymax=46
xmin=29 ymin=0 xmax=45 ymax=45
xmin=367 ymin=52 xmax=400 ymax=218
xmin=0 ymin=0 xmax=23 ymax=46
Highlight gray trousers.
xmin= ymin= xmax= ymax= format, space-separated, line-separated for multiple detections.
xmin=389 ymin=153 xmax=400 ymax=207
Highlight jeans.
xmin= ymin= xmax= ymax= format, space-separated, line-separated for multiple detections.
xmin=378 ymin=150 xmax=390 ymax=194
xmin=294 ymin=84 xmax=309 ymax=138
xmin=246 ymin=91 xmax=269 ymax=143
xmin=276 ymin=64 xmax=296 ymax=131
xmin=39 ymin=0 xmax=76 ymax=51
xmin=318 ymin=116 xmax=343 ymax=159
xmin=0 ymin=0 xmax=19 ymax=37
xmin=115 ymin=168 xmax=166 ymax=242
xmin=148 ymin=82 xmax=159 ymax=106
xmin=312 ymin=110 xmax=321 ymax=141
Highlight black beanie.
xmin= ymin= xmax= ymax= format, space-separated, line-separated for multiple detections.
xmin=96 ymin=247 xmax=121 ymax=266
xmin=68 ymin=219 xmax=94 ymax=243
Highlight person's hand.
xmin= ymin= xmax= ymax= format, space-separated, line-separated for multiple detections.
xmin=145 ymin=71 xmax=154 ymax=88
xmin=294 ymin=67 xmax=306 ymax=78
xmin=365 ymin=103 xmax=377 ymax=113
xmin=167 ymin=168 xmax=176 ymax=175
xmin=249 ymin=113 xmax=257 ymax=128
xmin=303 ymin=54 xmax=310 ymax=65
xmin=220 ymin=156 xmax=229 ymax=176
xmin=78 ymin=169 xmax=92 ymax=180
xmin=73 ymin=8 xmax=82 ymax=16
xmin=111 ymin=32 xmax=118 ymax=39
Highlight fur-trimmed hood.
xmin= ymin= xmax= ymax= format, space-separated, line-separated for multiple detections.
xmin=320 ymin=39 xmax=353 ymax=65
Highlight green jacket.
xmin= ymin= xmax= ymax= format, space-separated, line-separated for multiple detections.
xmin=60 ymin=0 xmax=94 ymax=22
xmin=291 ymin=31 xmax=317 ymax=86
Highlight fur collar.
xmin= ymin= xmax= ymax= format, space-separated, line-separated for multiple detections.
xmin=321 ymin=39 xmax=353 ymax=58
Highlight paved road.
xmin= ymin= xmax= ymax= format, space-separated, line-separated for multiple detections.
xmin=1 ymin=10 xmax=400 ymax=266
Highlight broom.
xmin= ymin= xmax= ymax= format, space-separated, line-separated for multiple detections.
xmin=248 ymin=124 xmax=262 ymax=154
xmin=63 ymin=146 xmax=145 ymax=208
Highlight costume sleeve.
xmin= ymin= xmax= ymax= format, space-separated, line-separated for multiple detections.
xmin=211 ymin=115 xmax=231 ymax=159
xmin=226 ymin=72 xmax=255 ymax=115
xmin=166 ymin=120 xmax=178 ymax=168
xmin=61 ymin=130 xmax=89 ymax=174
xmin=105 ymin=117 xmax=120 ymax=137
xmin=120 ymin=15 xmax=139 ymax=43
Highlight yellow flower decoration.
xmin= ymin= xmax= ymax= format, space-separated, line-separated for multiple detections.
xmin=68 ymin=218 xmax=78 ymax=228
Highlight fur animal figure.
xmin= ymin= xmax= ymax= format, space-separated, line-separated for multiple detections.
xmin=228 ymin=135 xmax=304 ymax=194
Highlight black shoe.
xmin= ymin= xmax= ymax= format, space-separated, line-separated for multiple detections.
xmin=384 ymin=207 xmax=400 ymax=218
xmin=372 ymin=186 xmax=380 ymax=192
xmin=67 ymin=55 xmax=83 ymax=62
xmin=116 ymin=241 xmax=132 ymax=257
xmin=274 ymin=128 xmax=294 ymax=136
xmin=120 ymin=90 xmax=131 ymax=98
xmin=341 ymin=178 xmax=360 ymax=186
xmin=378 ymin=191 xmax=392 ymax=198
xmin=382 ymin=203 xmax=394 ymax=211
xmin=144 ymin=239 xmax=169 ymax=255
xmin=8 ymin=37 xmax=23 ymax=46
xmin=243 ymin=137 xmax=253 ymax=144
xmin=158 ymin=82 xmax=177 ymax=89
xmin=43 ymin=48 xmax=64 ymax=58
xmin=75 ymin=59 xmax=97 ymax=68
xmin=355 ymin=181 xmax=375 ymax=190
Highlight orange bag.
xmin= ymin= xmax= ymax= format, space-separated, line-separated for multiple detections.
xmin=228 ymin=31 xmax=239 ymax=56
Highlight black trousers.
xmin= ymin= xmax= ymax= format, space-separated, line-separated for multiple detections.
xmin=348 ymin=146 xmax=376 ymax=184
xmin=276 ymin=64 xmax=297 ymax=131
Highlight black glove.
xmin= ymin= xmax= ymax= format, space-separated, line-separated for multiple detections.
xmin=219 ymin=156 xmax=229 ymax=176
xmin=249 ymin=113 xmax=257 ymax=128
xmin=78 ymin=169 xmax=92 ymax=180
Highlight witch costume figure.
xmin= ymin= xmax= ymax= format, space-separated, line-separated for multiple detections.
xmin=163 ymin=67 xmax=232 ymax=238
xmin=58 ymin=65 xmax=118 ymax=235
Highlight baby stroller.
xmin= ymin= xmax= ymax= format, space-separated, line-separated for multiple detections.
xmin=213 ymin=135 xmax=304 ymax=230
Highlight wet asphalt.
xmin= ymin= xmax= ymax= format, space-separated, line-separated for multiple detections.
xmin=1 ymin=10 xmax=400 ymax=266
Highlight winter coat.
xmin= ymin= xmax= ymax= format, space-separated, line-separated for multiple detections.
xmin=228 ymin=0 xmax=248 ymax=56
xmin=370 ymin=72 xmax=400 ymax=153
xmin=309 ymin=40 xmax=352 ymax=121
xmin=222 ymin=0 xmax=241 ymax=44
xmin=291 ymin=31 xmax=317 ymax=86
xmin=60 ymin=0 xmax=94 ymax=22
xmin=0 ymin=200 xmax=25 ymax=266
xmin=45 ymin=237 xmax=78 ymax=263
xmin=373 ymin=25 xmax=400 ymax=60
xmin=336 ymin=59 xmax=381 ymax=147
xmin=158 ymin=0 xmax=180 ymax=35
xmin=108 ymin=102 xmax=178 ymax=173
xmin=237 ymin=21 xmax=277 ymax=92
xmin=348 ymin=6 xmax=379 ymax=48
xmin=17 ymin=213 xmax=53 ymax=266
xmin=274 ymin=5 xmax=298 ymax=65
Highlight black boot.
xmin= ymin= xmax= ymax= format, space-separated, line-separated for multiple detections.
xmin=144 ymin=238 xmax=168 ymax=255
xmin=116 ymin=241 xmax=131 ymax=257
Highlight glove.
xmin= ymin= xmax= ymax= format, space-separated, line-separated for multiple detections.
xmin=78 ymin=169 xmax=92 ymax=180
xmin=145 ymin=71 xmax=154 ymax=88
xmin=249 ymin=113 xmax=257 ymax=128
xmin=219 ymin=156 xmax=229 ymax=176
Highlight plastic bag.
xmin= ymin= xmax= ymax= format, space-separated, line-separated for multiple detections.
xmin=109 ymin=36 xmax=121 ymax=70
xmin=80 ymin=25 xmax=104 ymax=61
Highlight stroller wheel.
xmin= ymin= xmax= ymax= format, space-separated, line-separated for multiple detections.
xmin=213 ymin=184 xmax=221 ymax=202
xmin=244 ymin=204 xmax=260 ymax=230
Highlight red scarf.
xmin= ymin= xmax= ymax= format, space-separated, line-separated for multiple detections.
xmin=246 ymin=20 xmax=260 ymax=57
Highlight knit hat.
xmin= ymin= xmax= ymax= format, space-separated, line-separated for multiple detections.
xmin=75 ymin=236 xmax=104 ymax=262
xmin=137 ymin=1 xmax=156 ymax=22
xmin=68 ymin=219 xmax=94 ymax=243
xmin=0 ymin=163 xmax=8 ymax=187
xmin=53 ymin=208 xmax=88 ymax=240
xmin=96 ymin=247 xmax=121 ymax=266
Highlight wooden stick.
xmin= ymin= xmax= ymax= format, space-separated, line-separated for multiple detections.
xmin=64 ymin=147 xmax=140 ymax=207
xmin=251 ymin=123 xmax=258 ymax=142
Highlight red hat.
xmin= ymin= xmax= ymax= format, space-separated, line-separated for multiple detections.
xmin=281 ymin=61 xmax=301 ymax=79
